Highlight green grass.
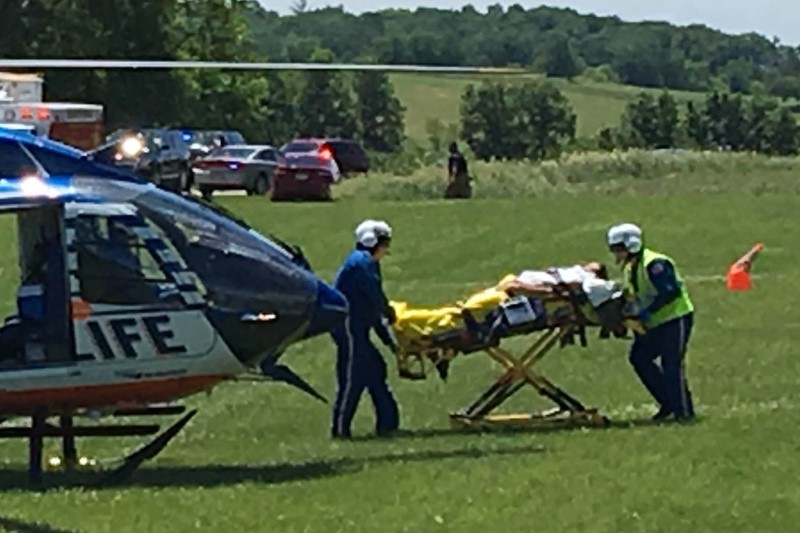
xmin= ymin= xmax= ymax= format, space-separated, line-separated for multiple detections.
xmin=390 ymin=73 xmax=703 ymax=142
xmin=339 ymin=150 xmax=800 ymax=200
xmin=2 ymin=187 xmax=800 ymax=532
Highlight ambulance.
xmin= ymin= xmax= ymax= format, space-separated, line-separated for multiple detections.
xmin=0 ymin=72 xmax=104 ymax=150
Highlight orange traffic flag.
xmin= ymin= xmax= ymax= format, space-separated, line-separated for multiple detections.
xmin=726 ymin=243 xmax=764 ymax=291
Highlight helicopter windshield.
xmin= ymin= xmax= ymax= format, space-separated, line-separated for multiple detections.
xmin=70 ymin=178 xmax=291 ymax=262
xmin=69 ymin=177 xmax=316 ymax=313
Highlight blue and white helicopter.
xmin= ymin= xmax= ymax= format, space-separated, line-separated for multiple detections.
xmin=0 ymin=127 xmax=349 ymax=486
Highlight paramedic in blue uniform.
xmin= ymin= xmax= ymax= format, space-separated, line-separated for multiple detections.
xmin=607 ymin=223 xmax=696 ymax=422
xmin=331 ymin=219 xmax=400 ymax=439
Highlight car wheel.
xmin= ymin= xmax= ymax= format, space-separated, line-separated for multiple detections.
xmin=200 ymin=185 xmax=213 ymax=201
xmin=152 ymin=166 xmax=163 ymax=186
xmin=254 ymin=174 xmax=269 ymax=195
xmin=179 ymin=166 xmax=193 ymax=192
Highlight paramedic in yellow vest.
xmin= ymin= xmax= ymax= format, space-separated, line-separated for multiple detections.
xmin=607 ymin=223 xmax=695 ymax=422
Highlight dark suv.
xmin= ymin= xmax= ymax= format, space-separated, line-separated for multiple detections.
xmin=96 ymin=128 xmax=193 ymax=192
xmin=281 ymin=138 xmax=369 ymax=175
xmin=186 ymin=130 xmax=247 ymax=160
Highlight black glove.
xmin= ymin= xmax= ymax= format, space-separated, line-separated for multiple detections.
xmin=384 ymin=304 xmax=397 ymax=325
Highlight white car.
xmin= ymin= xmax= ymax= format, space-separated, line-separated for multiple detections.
xmin=192 ymin=144 xmax=280 ymax=199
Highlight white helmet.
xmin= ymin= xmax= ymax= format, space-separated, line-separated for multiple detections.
xmin=355 ymin=219 xmax=393 ymax=248
xmin=607 ymin=223 xmax=643 ymax=254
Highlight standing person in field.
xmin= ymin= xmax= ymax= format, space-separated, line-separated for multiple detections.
xmin=606 ymin=223 xmax=696 ymax=422
xmin=330 ymin=219 xmax=401 ymax=439
xmin=444 ymin=141 xmax=472 ymax=199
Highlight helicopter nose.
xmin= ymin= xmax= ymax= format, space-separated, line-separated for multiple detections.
xmin=304 ymin=281 xmax=348 ymax=338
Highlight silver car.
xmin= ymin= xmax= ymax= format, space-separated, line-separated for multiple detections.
xmin=192 ymin=144 xmax=279 ymax=199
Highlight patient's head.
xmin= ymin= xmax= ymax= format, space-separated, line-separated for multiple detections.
xmin=583 ymin=261 xmax=609 ymax=280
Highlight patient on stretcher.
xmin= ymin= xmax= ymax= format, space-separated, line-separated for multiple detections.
xmin=500 ymin=262 xmax=610 ymax=303
xmin=462 ymin=262 xmax=618 ymax=343
xmin=389 ymin=261 xmax=629 ymax=353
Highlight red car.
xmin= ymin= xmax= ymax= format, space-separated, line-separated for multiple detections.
xmin=270 ymin=148 xmax=341 ymax=202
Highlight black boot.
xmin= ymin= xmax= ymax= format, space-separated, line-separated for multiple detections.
xmin=435 ymin=360 xmax=450 ymax=381
xmin=651 ymin=407 xmax=673 ymax=421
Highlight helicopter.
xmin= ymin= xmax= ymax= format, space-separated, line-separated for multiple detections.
xmin=0 ymin=126 xmax=349 ymax=487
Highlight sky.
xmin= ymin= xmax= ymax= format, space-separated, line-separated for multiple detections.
xmin=257 ymin=0 xmax=800 ymax=45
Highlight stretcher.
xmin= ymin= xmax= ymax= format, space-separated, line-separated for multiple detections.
xmin=388 ymin=274 xmax=644 ymax=431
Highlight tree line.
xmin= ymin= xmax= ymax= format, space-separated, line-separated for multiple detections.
xmin=0 ymin=0 xmax=406 ymax=152
xmin=458 ymin=81 xmax=800 ymax=160
xmin=3 ymin=1 xmax=800 ymax=162
xmin=245 ymin=3 xmax=800 ymax=100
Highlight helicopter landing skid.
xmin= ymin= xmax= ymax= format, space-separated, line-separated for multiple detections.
xmin=0 ymin=405 xmax=196 ymax=489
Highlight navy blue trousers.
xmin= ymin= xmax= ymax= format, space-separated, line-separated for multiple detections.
xmin=629 ymin=313 xmax=695 ymax=419
xmin=331 ymin=331 xmax=399 ymax=438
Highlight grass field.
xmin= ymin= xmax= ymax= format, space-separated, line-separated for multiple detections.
xmin=389 ymin=73 xmax=702 ymax=142
xmin=2 ymin=187 xmax=800 ymax=532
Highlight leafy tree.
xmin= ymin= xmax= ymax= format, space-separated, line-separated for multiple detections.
xmin=0 ymin=0 xmax=29 ymax=57
xmin=617 ymin=91 xmax=678 ymax=148
xmin=765 ymin=107 xmax=800 ymax=155
xmin=743 ymin=98 xmax=778 ymax=152
xmin=719 ymin=58 xmax=755 ymax=93
xmin=460 ymin=82 xmax=515 ymax=160
xmin=88 ymin=0 xmax=184 ymax=128
xmin=535 ymin=31 xmax=584 ymax=79
xmin=596 ymin=127 xmax=618 ymax=151
xmin=515 ymin=82 xmax=577 ymax=160
xmin=294 ymin=48 xmax=359 ymax=138
xmin=768 ymin=76 xmax=800 ymax=100
xmin=700 ymin=91 xmax=748 ymax=149
xmin=353 ymin=57 xmax=406 ymax=152
xmin=655 ymin=91 xmax=680 ymax=147
xmin=171 ymin=0 xmax=269 ymax=140
xmin=460 ymin=80 xmax=576 ymax=161
xmin=684 ymin=101 xmax=709 ymax=147
xmin=260 ymin=72 xmax=300 ymax=144
xmin=620 ymin=93 xmax=659 ymax=147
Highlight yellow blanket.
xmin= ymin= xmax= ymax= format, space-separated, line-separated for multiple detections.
xmin=389 ymin=274 xmax=522 ymax=347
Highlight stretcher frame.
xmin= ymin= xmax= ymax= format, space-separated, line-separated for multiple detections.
xmin=394 ymin=293 xmax=643 ymax=432
xmin=448 ymin=323 xmax=610 ymax=431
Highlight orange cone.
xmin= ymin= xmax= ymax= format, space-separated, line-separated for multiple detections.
xmin=726 ymin=243 xmax=764 ymax=291
xmin=726 ymin=265 xmax=752 ymax=291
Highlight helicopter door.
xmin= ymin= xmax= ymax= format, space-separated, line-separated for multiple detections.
xmin=64 ymin=202 xmax=217 ymax=362
xmin=7 ymin=204 xmax=72 ymax=367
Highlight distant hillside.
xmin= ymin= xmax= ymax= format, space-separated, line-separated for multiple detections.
xmin=244 ymin=3 xmax=800 ymax=100
xmin=388 ymin=73 xmax=704 ymax=141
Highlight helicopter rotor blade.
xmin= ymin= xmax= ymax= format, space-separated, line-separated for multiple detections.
xmin=0 ymin=58 xmax=527 ymax=74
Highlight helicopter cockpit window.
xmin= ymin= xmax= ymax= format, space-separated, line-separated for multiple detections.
xmin=73 ymin=214 xmax=180 ymax=307
xmin=0 ymin=141 xmax=39 ymax=176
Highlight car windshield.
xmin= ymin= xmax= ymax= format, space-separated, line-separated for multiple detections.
xmin=280 ymin=153 xmax=329 ymax=168
xmin=105 ymin=129 xmax=132 ymax=143
xmin=327 ymin=141 xmax=349 ymax=150
xmin=138 ymin=130 xmax=165 ymax=151
xmin=193 ymin=131 xmax=244 ymax=146
xmin=208 ymin=147 xmax=256 ymax=159
xmin=227 ymin=132 xmax=245 ymax=144
xmin=282 ymin=142 xmax=319 ymax=153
